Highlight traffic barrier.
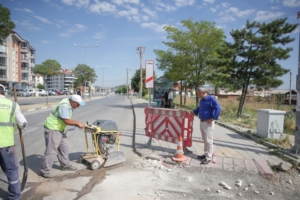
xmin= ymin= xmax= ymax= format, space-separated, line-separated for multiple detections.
xmin=144 ymin=107 xmax=194 ymax=147
xmin=172 ymin=135 xmax=187 ymax=162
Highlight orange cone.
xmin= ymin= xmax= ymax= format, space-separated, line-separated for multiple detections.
xmin=172 ymin=135 xmax=187 ymax=162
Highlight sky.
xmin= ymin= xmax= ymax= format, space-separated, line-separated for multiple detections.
xmin=2 ymin=0 xmax=300 ymax=90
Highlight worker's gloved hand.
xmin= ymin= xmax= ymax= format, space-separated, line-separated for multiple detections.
xmin=17 ymin=122 xmax=27 ymax=130
xmin=77 ymin=122 xmax=85 ymax=129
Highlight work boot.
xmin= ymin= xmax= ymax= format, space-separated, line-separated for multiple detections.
xmin=197 ymin=155 xmax=206 ymax=160
xmin=41 ymin=172 xmax=51 ymax=178
xmin=61 ymin=165 xmax=77 ymax=171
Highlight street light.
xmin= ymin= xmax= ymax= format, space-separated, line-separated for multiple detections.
xmin=73 ymin=44 xmax=98 ymax=65
xmin=97 ymin=66 xmax=110 ymax=94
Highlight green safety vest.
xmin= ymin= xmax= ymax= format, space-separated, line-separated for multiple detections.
xmin=0 ymin=98 xmax=17 ymax=148
xmin=44 ymin=98 xmax=73 ymax=132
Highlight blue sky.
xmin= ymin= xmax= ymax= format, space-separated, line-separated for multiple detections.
xmin=2 ymin=0 xmax=300 ymax=89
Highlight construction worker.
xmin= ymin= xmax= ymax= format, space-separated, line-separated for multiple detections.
xmin=40 ymin=94 xmax=85 ymax=178
xmin=0 ymin=84 xmax=27 ymax=200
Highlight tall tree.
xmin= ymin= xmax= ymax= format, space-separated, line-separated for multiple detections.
xmin=0 ymin=4 xmax=15 ymax=45
xmin=33 ymin=59 xmax=62 ymax=88
xmin=131 ymin=69 xmax=146 ymax=96
xmin=73 ymin=64 xmax=97 ymax=89
xmin=211 ymin=18 xmax=297 ymax=117
xmin=154 ymin=19 xmax=225 ymax=106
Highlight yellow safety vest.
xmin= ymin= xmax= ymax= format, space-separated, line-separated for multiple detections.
xmin=0 ymin=98 xmax=17 ymax=147
xmin=44 ymin=98 xmax=73 ymax=132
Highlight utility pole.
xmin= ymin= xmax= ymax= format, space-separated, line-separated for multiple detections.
xmin=137 ymin=46 xmax=145 ymax=98
xmin=125 ymin=68 xmax=130 ymax=96
xmin=294 ymin=11 xmax=300 ymax=154
xmin=289 ymin=72 xmax=292 ymax=105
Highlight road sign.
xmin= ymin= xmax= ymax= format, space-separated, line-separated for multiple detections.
xmin=145 ymin=60 xmax=154 ymax=88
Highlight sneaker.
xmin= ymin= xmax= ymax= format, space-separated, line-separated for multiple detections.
xmin=201 ymin=158 xmax=211 ymax=165
xmin=41 ymin=172 xmax=51 ymax=178
xmin=61 ymin=165 xmax=77 ymax=171
xmin=197 ymin=155 xmax=206 ymax=160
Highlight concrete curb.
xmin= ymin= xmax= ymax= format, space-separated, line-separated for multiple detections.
xmin=216 ymin=121 xmax=300 ymax=165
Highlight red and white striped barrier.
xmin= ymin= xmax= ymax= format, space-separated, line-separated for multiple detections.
xmin=144 ymin=108 xmax=194 ymax=147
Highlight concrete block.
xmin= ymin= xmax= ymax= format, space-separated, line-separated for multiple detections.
xmin=223 ymin=163 xmax=235 ymax=171
xmin=223 ymin=157 xmax=234 ymax=165
xmin=254 ymin=158 xmax=274 ymax=178
xmin=145 ymin=154 xmax=163 ymax=161
xmin=233 ymin=158 xmax=246 ymax=170
xmin=244 ymin=159 xmax=258 ymax=173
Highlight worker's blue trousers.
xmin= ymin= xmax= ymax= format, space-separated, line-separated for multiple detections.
xmin=0 ymin=146 xmax=21 ymax=200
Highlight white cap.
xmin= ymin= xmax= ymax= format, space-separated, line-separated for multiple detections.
xmin=0 ymin=84 xmax=6 ymax=93
xmin=69 ymin=94 xmax=85 ymax=106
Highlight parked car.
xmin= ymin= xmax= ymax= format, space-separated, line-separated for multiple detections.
xmin=38 ymin=89 xmax=48 ymax=96
xmin=61 ymin=90 xmax=71 ymax=95
xmin=55 ymin=90 xmax=62 ymax=95
xmin=9 ymin=89 xmax=30 ymax=97
xmin=47 ymin=90 xmax=56 ymax=96
xmin=26 ymin=89 xmax=36 ymax=96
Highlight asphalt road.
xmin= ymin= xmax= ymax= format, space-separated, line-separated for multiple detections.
xmin=0 ymin=95 xmax=135 ymax=200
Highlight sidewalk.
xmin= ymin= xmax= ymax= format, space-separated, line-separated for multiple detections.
xmin=131 ymin=97 xmax=297 ymax=177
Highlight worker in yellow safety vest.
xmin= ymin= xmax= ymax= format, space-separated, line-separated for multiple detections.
xmin=0 ymin=84 xmax=27 ymax=200
xmin=40 ymin=94 xmax=85 ymax=178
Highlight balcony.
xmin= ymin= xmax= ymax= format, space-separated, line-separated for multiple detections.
xmin=21 ymin=67 xmax=29 ymax=71
xmin=0 ymin=52 xmax=7 ymax=57
xmin=0 ymin=75 xmax=7 ymax=80
xmin=21 ymin=47 xmax=30 ymax=53
xmin=0 ymin=63 xmax=7 ymax=67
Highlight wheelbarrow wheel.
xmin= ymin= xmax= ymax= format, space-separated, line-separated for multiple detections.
xmin=91 ymin=160 xmax=101 ymax=170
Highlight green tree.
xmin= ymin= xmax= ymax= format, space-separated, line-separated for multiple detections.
xmin=115 ymin=85 xmax=127 ymax=94
xmin=33 ymin=59 xmax=62 ymax=87
xmin=73 ymin=64 xmax=97 ymax=90
xmin=131 ymin=69 xmax=147 ymax=96
xmin=37 ymin=83 xmax=45 ymax=89
xmin=211 ymin=18 xmax=297 ymax=117
xmin=154 ymin=19 xmax=225 ymax=106
xmin=0 ymin=4 xmax=15 ymax=45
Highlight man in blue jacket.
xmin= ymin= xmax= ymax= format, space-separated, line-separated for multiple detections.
xmin=193 ymin=87 xmax=222 ymax=164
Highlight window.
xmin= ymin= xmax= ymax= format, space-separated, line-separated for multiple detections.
xmin=0 ymin=57 xmax=6 ymax=66
xmin=0 ymin=69 xmax=6 ymax=78
xmin=0 ymin=45 xmax=6 ymax=54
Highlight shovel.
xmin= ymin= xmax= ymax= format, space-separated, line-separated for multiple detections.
xmin=13 ymin=86 xmax=28 ymax=191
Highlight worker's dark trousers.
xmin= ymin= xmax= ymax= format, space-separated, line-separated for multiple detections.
xmin=0 ymin=146 xmax=21 ymax=200
xmin=40 ymin=127 xmax=70 ymax=174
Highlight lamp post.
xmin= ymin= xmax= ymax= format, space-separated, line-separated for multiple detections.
xmin=97 ymin=66 xmax=110 ymax=94
xmin=74 ymin=44 xmax=98 ymax=65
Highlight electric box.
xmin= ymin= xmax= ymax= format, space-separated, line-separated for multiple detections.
xmin=257 ymin=109 xmax=286 ymax=139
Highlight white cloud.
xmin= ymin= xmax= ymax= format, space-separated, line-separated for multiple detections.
xmin=93 ymin=32 xmax=105 ymax=39
xmin=75 ymin=24 xmax=87 ymax=30
xmin=140 ymin=22 xmax=168 ymax=33
xmin=283 ymin=0 xmax=300 ymax=7
xmin=221 ymin=2 xmax=230 ymax=8
xmin=210 ymin=7 xmax=216 ymax=13
xmin=117 ymin=5 xmax=139 ymax=17
xmin=142 ymin=7 xmax=157 ymax=18
xmin=152 ymin=0 xmax=177 ymax=12
xmin=24 ymin=8 xmax=33 ymax=13
xmin=203 ymin=0 xmax=215 ymax=3
xmin=59 ymin=33 xmax=70 ymax=37
xmin=34 ymin=15 xmax=52 ymax=24
xmin=61 ymin=0 xmax=75 ymax=5
xmin=254 ymin=11 xmax=284 ymax=21
xmin=42 ymin=40 xmax=50 ymax=44
xmin=112 ymin=0 xmax=140 ymax=5
xmin=17 ymin=20 xmax=42 ymax=31
xmin=89 ymin=1 xmax=117 ymax=14
xmin=228 ymin=7 xmax=255 ymax=17
xmin=75 ymin=0 xmax=89 ymax=7
xmin=175 ymin=0 xmax=195 ymax=7
xmin=219 ymin=15 xmax=236 ymax=22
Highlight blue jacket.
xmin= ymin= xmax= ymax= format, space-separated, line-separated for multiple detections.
xmin=193 ymin=95 xmax=222 ymax=120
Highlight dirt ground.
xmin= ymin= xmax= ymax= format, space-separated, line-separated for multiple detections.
xmin=132 ymin=156 xmax=300 ymax=200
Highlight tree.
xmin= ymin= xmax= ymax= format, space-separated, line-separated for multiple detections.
xmin=33 ymin=59 xmax=62 ymax=87
xmin=115 ymin=85 xmax=127 ymax=94
xmin=131 ymin=69 xmax=147 ymax=96
xmin=0 ymin=4 xmax=15 ymax=45
xmin=37 ymin=84 xmax=45 ymax=89
xmin=211 ymin=18 xmax=297 ymax=117
xmin=154 ymin=19 xmax=225 ymax=106
xmin=73 ymin=64 xmax=97 ymax=91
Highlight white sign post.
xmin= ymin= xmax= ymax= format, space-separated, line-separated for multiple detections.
xmin=145 ymin=60 xmax=154 ymax=107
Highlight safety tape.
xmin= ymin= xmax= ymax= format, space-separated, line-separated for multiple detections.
xmin=10 ymin=179 xmax=19 ymax=184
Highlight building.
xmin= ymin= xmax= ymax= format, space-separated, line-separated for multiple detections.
xmin=0 ymin=31 xmax=35 ymax=89
xmin=45 ymin=69 xmax=76 ymax=92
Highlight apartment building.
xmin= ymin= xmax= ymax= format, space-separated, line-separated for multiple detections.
xmin=45 ymin=69 xmax=76 ymax=92
xmin=0 ymin=31 xmax=35 ymax=90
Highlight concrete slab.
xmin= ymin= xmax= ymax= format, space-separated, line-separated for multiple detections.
xmin=254 ymin=158 xmax=274 ymax=178
xmin=244 ymin=159 xmax=259 ymax=173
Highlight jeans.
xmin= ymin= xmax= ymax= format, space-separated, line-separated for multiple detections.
xmin=0 ymin=146 xmax=21 ymax=200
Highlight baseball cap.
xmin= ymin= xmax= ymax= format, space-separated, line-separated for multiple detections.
xmin=69 ymin=94 xmax=85 ymax=106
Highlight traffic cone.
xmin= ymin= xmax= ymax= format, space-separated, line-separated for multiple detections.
xmin=172 ymin=135 xmax=187 ymax=162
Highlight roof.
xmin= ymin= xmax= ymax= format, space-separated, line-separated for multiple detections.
xmin=268 ymin=89 xmax=297 ymax=94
